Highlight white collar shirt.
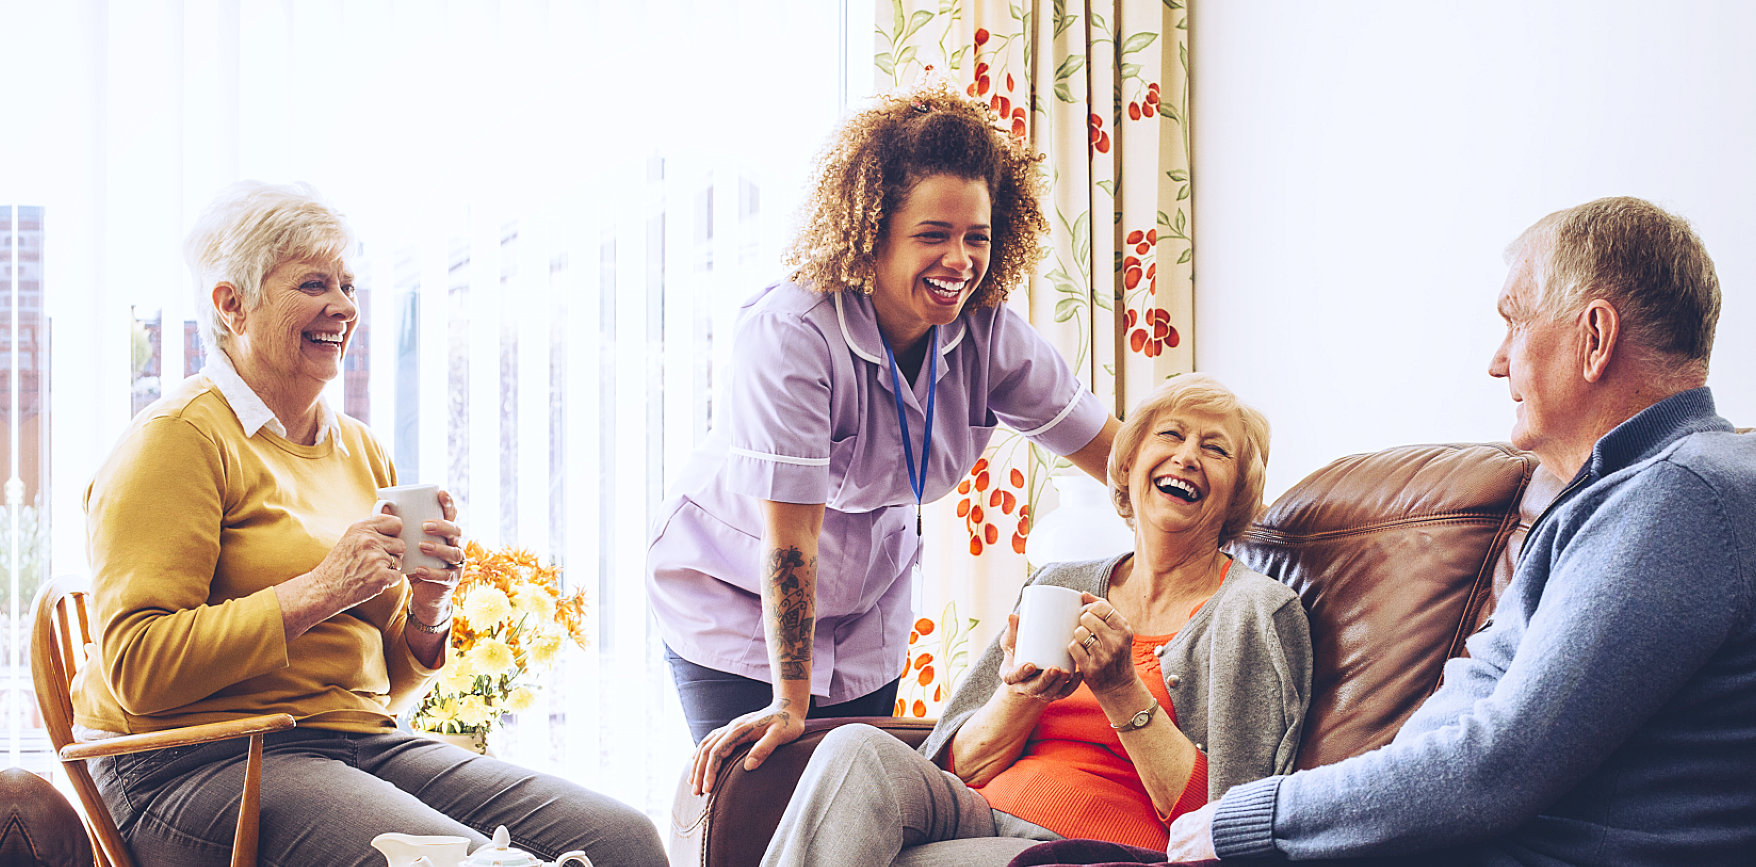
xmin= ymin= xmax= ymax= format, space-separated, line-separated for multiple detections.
xmin=199 ymin=346 xmax=349 ymax=456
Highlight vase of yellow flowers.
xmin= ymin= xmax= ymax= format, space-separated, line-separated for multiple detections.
xmin=409 ymin=541 xmax=589 ymax=750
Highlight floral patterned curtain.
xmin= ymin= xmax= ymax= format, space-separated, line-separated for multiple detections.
xmin=882 ymin=0 xmax=1194 ymax=718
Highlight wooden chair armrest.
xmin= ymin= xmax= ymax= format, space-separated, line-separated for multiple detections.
xmin=59 ymin=713 xmax=296 ymax=761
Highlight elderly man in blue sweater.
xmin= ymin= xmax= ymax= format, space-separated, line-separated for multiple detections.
xmin=1162 ymin=196 xmax=1756 ymax=864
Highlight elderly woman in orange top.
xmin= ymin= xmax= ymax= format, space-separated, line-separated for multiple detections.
xmin=760 ymin=374 xmax=1312 ymax=865
xmin=72 ymin=181 xmax=664 ymax=866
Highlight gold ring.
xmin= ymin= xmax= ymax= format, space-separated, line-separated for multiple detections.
xmin=1082 ymin=633 xmax=1098 ymax=650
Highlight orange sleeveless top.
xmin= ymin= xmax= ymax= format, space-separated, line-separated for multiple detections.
xmin=973 ymin=602 xmax=1213 ymax=849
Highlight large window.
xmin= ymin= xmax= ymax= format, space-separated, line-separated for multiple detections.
xmin=8 ymin=0 xmax=870 ymax=824
xmin=3 ymin=205 xmax=52 ymax=770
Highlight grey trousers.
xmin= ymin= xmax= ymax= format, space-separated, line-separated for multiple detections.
xmin=762 ymin=723 xmax=1062 ymax=867
xmin=88 ymin=727 xmax=666 ymax=867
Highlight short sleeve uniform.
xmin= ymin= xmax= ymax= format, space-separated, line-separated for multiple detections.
xmin=646 ymin=282 xmax=1107 ymax=703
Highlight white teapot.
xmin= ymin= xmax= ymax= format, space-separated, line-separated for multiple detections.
xmin=462 ymin=826 xmax=592 ymax=867
xmin=372 ymin=826 xmax=592 ymax=867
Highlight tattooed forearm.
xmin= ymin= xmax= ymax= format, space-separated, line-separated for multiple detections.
xmin=765 ymin=545 xmax=816 ymax=682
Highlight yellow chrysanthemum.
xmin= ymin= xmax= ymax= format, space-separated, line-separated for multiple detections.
xmin=412 ymin=544 xmax=591 ymax=736
xmin=505 ymin=687 xmax=536 ymax=713
xmin=462 ymin=586 xmax=513 ymax=627
xmin=514 ymin=589 xmax=557 ymax=622
xmin=450 ymin=651 xmax=482 ymax=678
xmin=430 ymin=696 xmax=457 ymax=721
xmin=528 ymin=633 xmax=564 ymax=666
xmin=455 ymin=694 xmax=492 ymax=727
xmin=439 ymin=668 xmax=477 ymax=695
xmin=465 ymin=637 xmax=517 ymax=676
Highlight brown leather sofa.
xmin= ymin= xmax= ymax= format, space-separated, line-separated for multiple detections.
xmin=667 ymin=442 xmax=1562 ymax=866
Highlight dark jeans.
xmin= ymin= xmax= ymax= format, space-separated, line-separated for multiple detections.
xmin=664 ymin=645 xmax=902 ymax=742
xmin=87 ymin=727 xmax=665 ymax=867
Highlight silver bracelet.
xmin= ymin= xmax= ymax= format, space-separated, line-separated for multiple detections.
xmin=407 ymin=607 xmax=451 ymax=634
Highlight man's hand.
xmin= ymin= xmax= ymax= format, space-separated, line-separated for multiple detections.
xmin=1165 ymin=800 xmax=1220 ymax=863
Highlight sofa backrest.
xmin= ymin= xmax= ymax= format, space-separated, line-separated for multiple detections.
xmin=1229 ymin=443 xmax=1561 ymax=770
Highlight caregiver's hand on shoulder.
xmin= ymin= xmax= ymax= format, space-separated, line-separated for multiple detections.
xmin=998 ymin=613 xmax=1082 ymax=704
xmin=689 ymin=698 xmax=806 ymax=796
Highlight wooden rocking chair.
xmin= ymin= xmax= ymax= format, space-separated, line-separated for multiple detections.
xmin=30 ymin=575 xmax=295 ymax=867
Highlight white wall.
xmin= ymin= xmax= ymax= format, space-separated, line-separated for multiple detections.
xmin=1192 ymin=0 xmax=1756 ymax=499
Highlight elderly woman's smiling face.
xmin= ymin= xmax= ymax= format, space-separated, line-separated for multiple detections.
xmin=224 ymin=256 xmax=357 ymax=389
xmin=1125 ymin=404 xmax=1243 ymax=545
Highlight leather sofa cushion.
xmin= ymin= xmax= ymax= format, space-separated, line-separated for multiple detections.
xmin=1230 ymin=443 xmax=1554 ymax=770
xmin=0 ymin=767 xmax=94 ymax=867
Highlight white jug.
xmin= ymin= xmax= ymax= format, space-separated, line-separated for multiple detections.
xmin=371 ymin=832 xmax=470 ymax=867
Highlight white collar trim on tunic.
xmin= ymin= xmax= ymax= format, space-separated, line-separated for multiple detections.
xmin=199 ymin=347 xmax=348 ymax=455
xmin=832 ymin=291 xmax=967 ymax=366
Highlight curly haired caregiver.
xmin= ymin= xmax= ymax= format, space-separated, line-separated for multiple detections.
xmin=645 ymin=82 xmax=1121 ymax=793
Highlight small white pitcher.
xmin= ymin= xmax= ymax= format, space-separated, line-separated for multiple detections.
xmin=371 ymin=832 xmax=470 ymax=867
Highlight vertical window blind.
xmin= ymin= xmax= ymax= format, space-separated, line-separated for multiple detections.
xmin=6 ymin=0 xmax=864 ymax=824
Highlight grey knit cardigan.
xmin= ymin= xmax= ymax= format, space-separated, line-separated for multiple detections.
xmin=917 ymin=553 xmax=1313 ymax=800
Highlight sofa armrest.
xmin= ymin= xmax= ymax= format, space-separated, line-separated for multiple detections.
xmin=668 ymin=716 xmax=937 ymax=867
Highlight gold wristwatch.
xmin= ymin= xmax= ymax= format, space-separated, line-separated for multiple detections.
xmin=1111 ymin=700 xmax=1159 ymax=732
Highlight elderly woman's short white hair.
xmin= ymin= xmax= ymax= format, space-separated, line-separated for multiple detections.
xmin=1107 ymin=373 xmax=1272 ymax=545
xmin=185 ymin=181 xmax=353 ymax=354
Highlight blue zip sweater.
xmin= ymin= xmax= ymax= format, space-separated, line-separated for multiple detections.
xmin=1212 ymin=388 xmax=1756 ymax=864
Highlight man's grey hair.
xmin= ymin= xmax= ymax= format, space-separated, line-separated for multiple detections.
xmin=1505 ymin=196 xmax=1720 ymax=380
xmin=185 ymin=181 xmax=354 ymax=354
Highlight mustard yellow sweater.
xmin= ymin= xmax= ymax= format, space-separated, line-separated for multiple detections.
xmin=74 ymin=374 xmax=438 ymax=734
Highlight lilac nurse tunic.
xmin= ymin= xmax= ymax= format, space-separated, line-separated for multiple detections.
xmin=646 ymin=282 xmax=1107 ymax=704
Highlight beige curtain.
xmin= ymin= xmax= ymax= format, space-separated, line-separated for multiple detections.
xmin=882 ymin=0 xmax=1194 ymax=717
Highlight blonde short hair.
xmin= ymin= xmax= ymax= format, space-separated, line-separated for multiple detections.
xmin=1107 ymin=373 xmax=1271 ymax=545
xmin=185 ymin=181 xmax=354 ymax=354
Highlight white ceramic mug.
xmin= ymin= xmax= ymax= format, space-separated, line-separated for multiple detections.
xmin=1013 ymin=585 xmax=1086 ymax=672
xmin=373 ymin=484 xmax=448 ymax=574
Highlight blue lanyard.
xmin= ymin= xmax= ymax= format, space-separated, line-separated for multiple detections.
xmin=882 ymin=326 xmax=937 ymax=537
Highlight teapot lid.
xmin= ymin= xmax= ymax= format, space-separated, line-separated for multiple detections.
xmin=461 ymin=827 xmax=542 ymax=867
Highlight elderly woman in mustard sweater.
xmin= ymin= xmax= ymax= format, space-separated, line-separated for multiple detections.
xmin=73 ymin=181 xmax=664 ymax=866
xmin=761 ymin=374 xmax=1312 ymax=866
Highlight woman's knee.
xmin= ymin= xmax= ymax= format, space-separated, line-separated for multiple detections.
xmin=802 ymin=723 xmax=928 ymax=790
xmin=816 ymin=722 xmax=907 ymax=758
xmin=589 ymin=802 xmax=667 ymax=865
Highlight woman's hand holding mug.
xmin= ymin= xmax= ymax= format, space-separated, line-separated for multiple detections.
xmin=1070 ymin=592 xmax=1135 ymax=695
xmin=998 ymin=611 xmax=1082 ymax=703
xmin=374 ymin=485 xmax=465 ymax=605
